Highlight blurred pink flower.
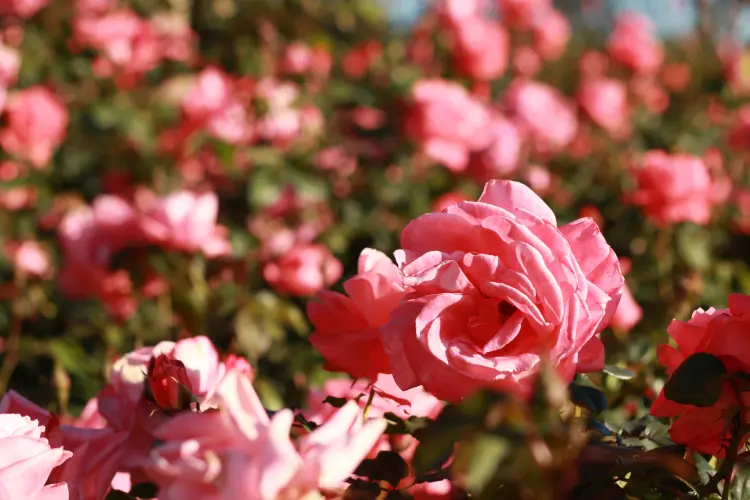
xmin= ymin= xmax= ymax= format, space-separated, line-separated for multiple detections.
xmin=578 ymin=77 xmax=630 ymax=138
xmin=180 ymin=67 xmax=253 ymax=144
xmin=469 ymin=112 xmax=523 ymax=181
xmin=607 ymin=12 xmax=664 ymax=74
xmin=140 ymin=190 xmax=231 ymax=257
xmin=0 ymin=42 xmax=21 ymax=87
xmin=0 ymin=413 xmax=71 ymax=500
xmin=314 ymin=146 xmax=357 ymax=176
xmin=628 ymin=150 xmax=715 ymax=226
xmin=57 ymin=196 xmax=145 ymax=319
xmin=281 ymin=41 xmax=313 ymax=75
xmin=531 ymin=9 xmax=570 ymax=61
xmin=264 ymin=243 xmax=343 ymax=297
xmin=0 ymin=0 xmax=50 ymax=18
xmin=73 ymin=10 xmax=162 ymax=81
xmin=450 ymin=17 xmax=509 ymax=81
xmin=406 ymin=79 xmax=492 ymax=172
xmin=497 ymin=0 xmax=553 ymax=29
xmin=0 ymin=87 xmax=68 ymax=168
xmin=505 ymin=79 xmax=578 ymax=154
xmin=5 ymin=240 xmax=52 ymax=278
xmin=610 ymin=259 xmax=642 ymax=332
xmin=255 ymin=78 xmax=302 ymax=145
xmin=308 ymin=248 xmax=406 ymax=380
xmin=728 ymin=105 xmax=750 ymax=151
xmin=512 ymin=46 xmax=542 ymax=77
xmin=579 ymin=50 xmax=609 ymax=78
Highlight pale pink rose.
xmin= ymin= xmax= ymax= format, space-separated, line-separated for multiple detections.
xmin=0 ymin=87 xmax=68 ymax=168
xmin=0 ymin=414 xmax=70 ymax=500
xmin=505 ymin=79 xmax=578 ymax=154
xmin=531 ymin=9 xmax=570 ymax=61
xmin=450 ymin=17 xmax=509 ymax=81
xmin=140 ymin=190 xmax=231 ymax=257
xmin=0 ymin=391 xmax=124 ymax=500
xmin=308 ymin=249 xmax=407 ymax=380
xmin=5 ymin=240 xmax=51 ymax=278
xmin=380 ymin=180 xmax=624 ymax=402
xmin=577 ymin=77 xmax=630 ymax=137
xmin=469 ymin=112 xmax=523 ymax=181
xmin=439 ymin=0 xmax=482 ymax=22
xmin=264 ymin=243 xmax=343 ymax=297
xmin=627 ymin=150 xmax=714 ymax=226
xmin=96 ymin=336 xmax=236 ymax=471
xmin=146 ymin=370 xmax=387 ymax=499
xmin=607 ymin=12 xmax=664 ymax=75
xmin=0 ymin=0 xmax=50 ymax=18
xmin=0 ymin=42 xmax=21 ymax=86
xmin=406 ymin=79 xmax=492 ymax=172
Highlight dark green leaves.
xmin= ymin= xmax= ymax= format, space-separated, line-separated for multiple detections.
xmin=603 ymin=364 xmax=635 ymax=380
xmin=354 ymin=450 xmax=410 ymax=487
xmin=570 ymin=382 xmax=608 ymax=413
xmin=663 ymin=353 xmax=727 ymax=407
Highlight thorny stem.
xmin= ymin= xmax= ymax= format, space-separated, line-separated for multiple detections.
xmin=362 ymin=385 xmax=376 ymax=423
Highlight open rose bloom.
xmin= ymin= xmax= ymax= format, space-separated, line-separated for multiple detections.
xmin=380 ymin=180 xmax=624 ymax=402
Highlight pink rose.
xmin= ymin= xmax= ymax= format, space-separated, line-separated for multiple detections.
xmin=650 ymin=295 xmax=750 ymax=455
xmin=145 ymin=369 xmax=387 ymax=499
xmin=469 ymin=112 xmax=523 ymax=181
xmin=264 ymin=243 xmax=343 ymax=297
xmin=577 ymin=77 xmax=630 ymax=137
xmin=0 ymin=87 xmax=68 ymax=168
xmin=627 ymin=150 xmax=715 ymax=226
xmin=505 ymin=79 xmax=578 ymax=154
xmin=380 ymin=180 xmax=624 ymax=402
xmin=450 ymin=17 xmax=509 ymax=81
xmin=531 ymin=9 xmax=570 ymax=61
xmin=0 ymin=0 xmax=49 ymax=18
xmin=0 ymin=414 xmax=71 ymax=500
xmin=607 ymin=12 xmax=664 ymax=75
xmin=140 ymin=190 xmax=231 ymax=257
xmin=0 ymin=391 xmax=125 ymax=500
xmin=308 ymin=249 xmax=407 ymax=380
xmin=406 ymin=79 xmax=492 ymax=172
xmin=5 ymin=240 xmax=52 ymax=278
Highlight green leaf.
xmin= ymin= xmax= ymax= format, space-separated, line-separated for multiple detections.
xmin=459 ymin=433 xmax=510 ymax=494
xmin=569 ymin=383 xmax=607 ymax=413
xmin=354 ymin=450 xmax=410 ymax=487
xmin=129 ymin=483 xmax=159 ymax=498
xmin=603 ymin=364 xmax=635 ymax=380
xmin=663 ymin=353 xmax=726 ymax=407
